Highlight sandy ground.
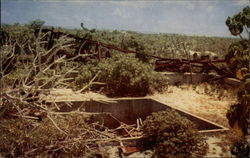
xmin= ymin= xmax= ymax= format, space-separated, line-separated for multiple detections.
xmin=41 ymin=88 xmax=110 ymax=102
xmin=150 ymin=84 xmax=237 ymax=128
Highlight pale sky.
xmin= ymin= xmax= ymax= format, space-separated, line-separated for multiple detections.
xmin=1 ymin=0 xmax=249 ymax=37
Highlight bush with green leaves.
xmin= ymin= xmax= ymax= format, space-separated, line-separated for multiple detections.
xmin=226 ymin=80 xmax=250 ymax=135
xmin=225 ymin=6 xmax=250 ymax=133
xmin=225 ymin=6 xmax=250 ymax=78
xmin=142 ymin=109 xmax=208 ymax=158
xmin=76 ymin=53 xmax=168 ymax=96
xmin=226 ymin=6 xmax=250 ymax=37
xmin=225 ymin=5 xmax=250 ymax=136
xmin=225 ymin=5 xmax=250 ymax=157
xmin=225 ymin=40 xmax=250 ymax=76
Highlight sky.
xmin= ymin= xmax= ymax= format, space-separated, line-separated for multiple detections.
xmin=1 ymin=0 xmax=250 ymax=37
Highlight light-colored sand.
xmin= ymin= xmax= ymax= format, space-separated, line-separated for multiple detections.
xmin=150 ymin=84 xmax=238 ymax=157
xmin=150 ymin=84 xmax=237 ymax=128
xmin=206 ymin=137 xmax=227 ymax=157
xmin=40 ymin=88 xmax=110 ymax=102
xmin=42 ymin=85 xmax=237 ymax=128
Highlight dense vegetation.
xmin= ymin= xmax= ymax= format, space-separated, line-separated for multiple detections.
xmin=0 ymin=113 xmax=106 ymax=157
xmin=1 ymin=21 xmax=238 ymax=60
xmin=142 ymin=110 xmax=208 ymax=158
xmin=0 ymin=9 xmax=246 ymax=157
xmin=1 ymin=20 xmax=239 ymax=96
xmin=225 ymin=6 xmax=250 ymax=157
xmin=77 ymin=54 xmax=168 ymax=96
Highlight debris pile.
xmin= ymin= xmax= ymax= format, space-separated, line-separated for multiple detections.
xmin=0 ymin=89 xmax=147 ymax=157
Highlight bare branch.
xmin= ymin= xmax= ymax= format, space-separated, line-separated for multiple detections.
xmin=47 ymin=114 xmax=68 ymax=135
xmin=77 ymin=71 xmax=100 ymax=93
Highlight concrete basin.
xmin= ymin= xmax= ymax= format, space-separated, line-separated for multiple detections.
xmin=49 ymin=98 xmax=227 ymax=132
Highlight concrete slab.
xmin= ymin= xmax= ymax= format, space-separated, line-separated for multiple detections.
xmin=161 ymin=72 xmax=215 ymax=85
xmin=49 ymin=98 xmax=228 ymax=132
xmin=161 ymin=72 xmax=244 ymax=88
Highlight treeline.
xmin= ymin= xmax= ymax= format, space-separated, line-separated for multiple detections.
xmin=1 ymin=22 xmax=239 ymax=59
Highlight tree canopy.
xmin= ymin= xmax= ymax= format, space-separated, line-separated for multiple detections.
xmin=226 ymin=6 xmax=250 ymax=38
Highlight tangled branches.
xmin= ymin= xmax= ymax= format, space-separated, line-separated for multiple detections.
xmin=0 ymin=31 xmax=112 ymax=157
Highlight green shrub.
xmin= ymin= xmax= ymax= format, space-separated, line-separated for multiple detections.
xmin=226 ymin=81 xmax=250 ymax=136
xmin=230 ymin=139 xmax=250 ymax=158
xmin=225 ymin=40 xmax=250 ymax=76
xmin=225 ymin=6 xmax=250 ymax=79
xmin=142 ymin=109 xmax=208 ymax=158
xmin=225 ymin=6 xmax=250 ymax=157
xmin=76 ymin=54 xmax=168 ymax=96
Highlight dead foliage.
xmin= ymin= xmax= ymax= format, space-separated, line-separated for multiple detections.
xmin=0 ymin=32 xmax=120 ymax=157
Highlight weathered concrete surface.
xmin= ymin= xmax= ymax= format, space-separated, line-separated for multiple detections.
xmin=51 ymin=98 xmax=227 ymax=131
xmin=161 ymin=72 xmax=214 ymax=85
xmin=162 ymin=72 xmax=244 ymax=87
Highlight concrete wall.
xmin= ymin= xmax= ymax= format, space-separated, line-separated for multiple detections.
xmin=53 ymin=98 xmax=225 ymax=131
xmin=161 ymin=72 xmax=214 ymax=85
xmin=162 ymin=72 xmax=244 ymax=88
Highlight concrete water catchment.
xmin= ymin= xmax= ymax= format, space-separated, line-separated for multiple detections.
xmin=50 ymin=97 xmax=228 ymax=133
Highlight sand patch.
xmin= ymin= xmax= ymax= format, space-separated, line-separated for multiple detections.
xmin=40 ymin=88 xmax=109 ymax=102
xmin=151 ymin=84 xmax=237 ymax=128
